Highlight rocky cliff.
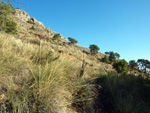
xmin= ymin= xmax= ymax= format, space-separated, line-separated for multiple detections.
xmin=11 ymin=8 xmax=67 ymax=41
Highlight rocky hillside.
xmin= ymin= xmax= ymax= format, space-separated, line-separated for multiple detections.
xmin=0 ymin=7 xmax=114 ymax=112
xmin=1 ymin=4 xmax=150 ymax=113
xmin=11 ymin=8 xmax=113 ymax=74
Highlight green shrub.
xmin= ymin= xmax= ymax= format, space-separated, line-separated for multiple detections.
xmin=4 ymin=19 xmax=17 ymax=34
xmin=0 ymin=1 xmax=17 ymax=34
xmin=0 ymin=1 xmax=13 ymax=16
xmin=113 ymin=59 xmax=129 ymax=74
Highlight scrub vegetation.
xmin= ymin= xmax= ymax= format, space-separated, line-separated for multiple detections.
xmin=0 ymin=33 xmax=95 ymax=112
xmin=0 ymin=1 xmax=150 ymax=113
xmin=0 ymin=1 xmax=17 ymax=34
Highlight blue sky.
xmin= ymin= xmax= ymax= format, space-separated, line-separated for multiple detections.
xmin=10 ymin=0 xmax=150 ymax=62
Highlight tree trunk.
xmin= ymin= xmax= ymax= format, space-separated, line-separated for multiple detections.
xmin=80 ymin=60 xmax=86 ymax=77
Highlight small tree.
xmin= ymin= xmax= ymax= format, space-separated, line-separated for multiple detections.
xmin=129 ymin=60 xmax=138 ymax=70
xmin=89 ymin=44 xmax=100 ymax=55
xmin=113 ymin=59 xmax=129 ymax=74
xmin=68 ymin=37 xmax=78 ymax=44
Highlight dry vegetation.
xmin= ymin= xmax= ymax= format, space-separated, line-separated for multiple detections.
xmin=0 ymin=32 xmax=100 ymax=113
xmin=10 ymin=8 xmax=113 ymax=74
xmin=1 ymin=6 xmax=150 ymax=113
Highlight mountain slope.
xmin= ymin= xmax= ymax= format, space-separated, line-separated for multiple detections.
xmin=12 ymin=8 xmax=113 ymax=73
xmin=0 ymin=8 xmax=113 ymax=113
xmin=1 ymin=6 xmax=150 ymax=113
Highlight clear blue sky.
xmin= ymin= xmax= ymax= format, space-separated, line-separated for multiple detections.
xmin=11 ymin=0 xmax=150 ymax=62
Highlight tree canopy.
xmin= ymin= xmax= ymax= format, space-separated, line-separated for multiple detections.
xmin=68 ymin=37 xmax=78 ymax=44
xmin=105 ymin=51 xmax=109 ymax=55
xmin=137 ymin=59 xmax=150 ymax=73
xmin=104 ymin=51 xmax=120 ymax=63
xmin=113 ymin=59 xmax=129 ymax=74
xmin=109 ymin=51 xmax=116 ymax=63
xmin=115 ymin=52 xmax=120 ymax=59
xmin=89 ymin=44 xmax=100 ymax=55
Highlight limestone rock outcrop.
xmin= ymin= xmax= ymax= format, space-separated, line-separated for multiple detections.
xmin=14 ymin=8 xmax=30 ymax=22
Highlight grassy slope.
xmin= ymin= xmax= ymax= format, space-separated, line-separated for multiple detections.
xmin=11 ymin=8 xmax=113 ymax=74
xmin=0 ymin=32 xmax=99 ymax=113
xmin=1 ymin=8 xmax=107 ymax=112
xmin=1 ymin=8 xmax=150 ymax=113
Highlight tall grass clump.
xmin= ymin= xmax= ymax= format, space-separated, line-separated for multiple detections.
xmin=94 ymin=73 xmax=150 ymax=113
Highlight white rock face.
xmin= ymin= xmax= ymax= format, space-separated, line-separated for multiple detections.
xmin=13 ymin=8 xmax=68 ymax=41
xmin=14 ymin=9 xmax=30 ymax=22
xmin=37 ymin=21 xmax=45 ymax=28
xmin=14 ymin=9 xmax=45 ymax=28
